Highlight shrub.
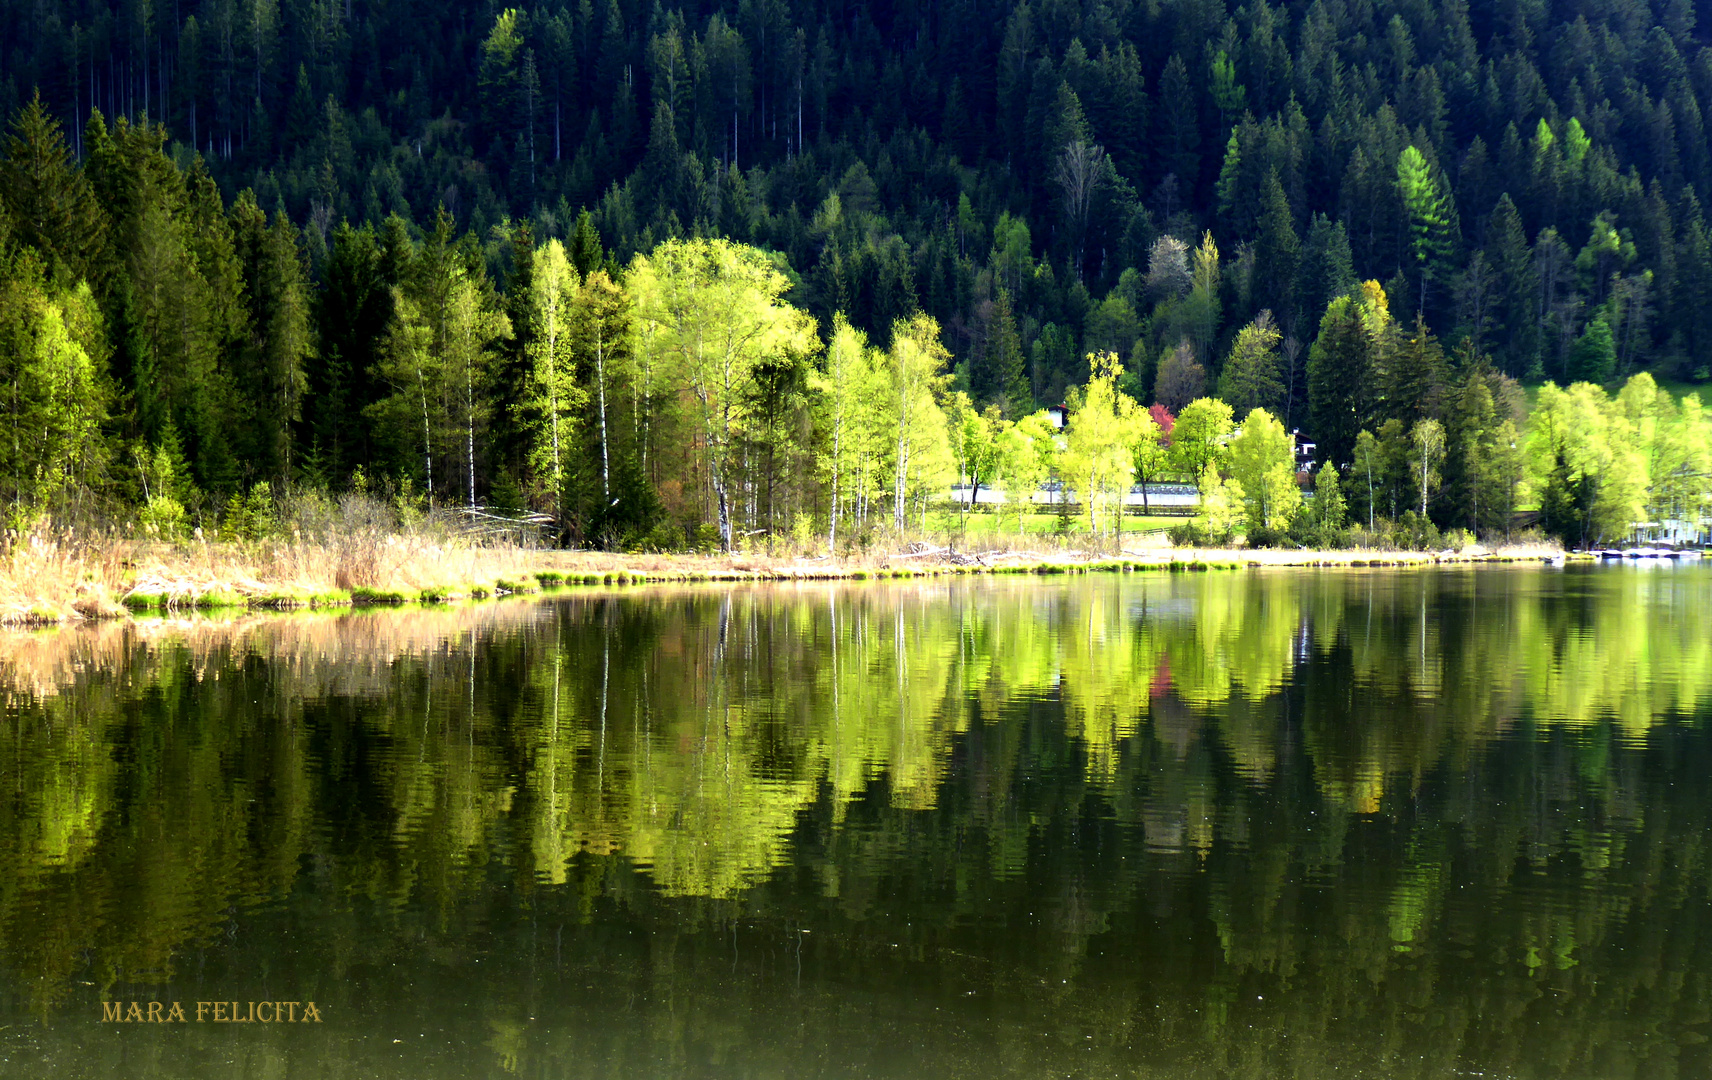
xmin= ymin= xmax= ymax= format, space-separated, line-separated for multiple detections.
xmin=140 ymin=495 xmax=188 ymax=541
xmin=224 ymin=481 xmax=276 ymax=542
xmin=1168 ymin=522 xmax=1233 ymax=546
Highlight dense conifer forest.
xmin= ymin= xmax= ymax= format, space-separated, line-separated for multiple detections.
xmin=2 ymin=0 xmax=1712 ymax=549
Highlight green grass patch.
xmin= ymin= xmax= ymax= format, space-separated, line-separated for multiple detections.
xmin=192 ymin=590 xmax=247 ymax=610
xmin=417 ymin=586 xmax=454 ymax=603
xmin=467 ymin=583 xmax=493 ymax=599
xmin=935 ymin=510 xmax=1191 ymax=539
xmin=122 ymin=591 xmax=167 ymax=611
xmin=535 ymin=570 xmax=566 ymax=586
xmin=250 ymin=589 xmax=311 ymax=609
xmin=307 ymin=589 xmax=352 ymax=607
xmin=350 ymin=586 xmax=410 ymax=605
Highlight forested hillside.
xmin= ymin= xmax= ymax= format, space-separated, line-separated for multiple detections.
xmin=1 ymin=0 xmax=1711 ymax=549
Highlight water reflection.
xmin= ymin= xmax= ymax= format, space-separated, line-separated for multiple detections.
xmin=1 ymin=566 xmax=1709 ymax=1078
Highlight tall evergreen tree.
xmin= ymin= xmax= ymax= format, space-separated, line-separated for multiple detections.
xmin=974 ymin=286 xmax=1030 ymax=418
xmin=231 ymin=191 xmax=312 ymax=481
xmin=1308 ymin=291 xmax=1383 ymax=465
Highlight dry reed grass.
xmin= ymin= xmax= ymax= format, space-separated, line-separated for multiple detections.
xmin=0 ymin=500 xmax=1567 ymax=627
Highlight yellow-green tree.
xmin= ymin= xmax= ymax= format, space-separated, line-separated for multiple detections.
xmin=1217 ymin=312 xmax=1284 ymax=416
xmin=524 ymin=238 xmax=584 ymax=515
xmin=812 ymin=315 xmax=888 ymax=548
xmin=0 ymin=272 xmax=112 ymax=522
xmin=1170 ymin=397 xmax=1236 ymax=486
xmin=999 ymin=410 xmax=1059 ymax=533
xmin=571 ymin=267 xmax=633 ymax=501
xmin=1529 ymin=380 xmax=1646 ymax=547
xmin=1226 ymin=407 xmax=1301 ymax=533
xmin=886 ymin=313 xmax=953 ymax=536
xmin=630 ymin=238 xmax=819 ymax=549
xmin=1063 ymin=351 xmax=1142 ymax=540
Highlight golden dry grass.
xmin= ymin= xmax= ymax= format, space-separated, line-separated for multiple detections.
xmin=0 ymin=521 xmax=1568 ymax=628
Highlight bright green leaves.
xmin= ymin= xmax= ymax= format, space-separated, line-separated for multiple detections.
xmin=1209 ymin=50 xmax=1247 ymax=122
xmin=630 ymin=237 xmax=820 ymax=549
xmin=1170 ymin=397 xmax=1237 ymax=486
xmin=1061 ymin=351 xmax=1143 ymax=541
xmin=1217 ymin=313 xmax=1285 ymax=418
xmin=1396 ymin=145 xmax=1456 ymax=297
xmin=523 ymin=239 xmax=585 ymax=516
xmin=0 ymin=277 xmax=112 ymax=527
xmin=1226 ymin=407 xmax=1301 ymax=534
xmin=1527 ymin=380 xmax=1649 ymax=548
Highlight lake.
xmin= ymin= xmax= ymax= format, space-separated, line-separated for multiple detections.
xmin=1 ymin=564 xmax=1709 ymax=1079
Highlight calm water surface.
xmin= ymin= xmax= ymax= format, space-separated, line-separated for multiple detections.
xmin=1 ymin=565 xmax=1709 ymax=1079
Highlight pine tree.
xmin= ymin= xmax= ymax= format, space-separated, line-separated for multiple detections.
xmin=1567 ymin=314 xmax=1616 ymax=384
xmin=314 ymin=222 xmax=397 ymax=477
xmin=1308 ymin=293 xmax=1381 ymax=466
xmin=1486 ymin=193 xmax=1539 ymax=376
xmin=1296 ymin=214 xmax=1355 ymax=322
xmin=1397 ymin=145 xmax=1457 ymax=313
xmin=1253 ymin=170 xmax=1301 ymax=329
xmin=1156 ymin=54 xmax=1199 ymax=188
xmin=231 ymin=191 xmax=312 ymax=480
xmin=492 ymin=221 xmax=538 ymax=486
xmin=569 ymin=210 xmax=606 ymax=276
xmin=0 ymin=94 xmax=108 ymax=289
xmin=975 ymin=286 xmax=1029 ymax=418
xmin=1439 ymin=352 xmax=1497 ymax=530
xmin=1675 ymin=191 xmax=1712 ymax=374
xmin=1387 ymin=311 xmax=1447 ymax=424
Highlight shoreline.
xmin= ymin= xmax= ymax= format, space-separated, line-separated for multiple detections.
xmin=0 ymin=541 xmax=1588 ymax=628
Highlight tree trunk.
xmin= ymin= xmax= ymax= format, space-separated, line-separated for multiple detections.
xmin=595 ymin=322 xmax=610 ymax=498
xmin=417 ymin=364 xmax=433 ymax=505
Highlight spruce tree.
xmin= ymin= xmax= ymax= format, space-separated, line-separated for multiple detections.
xmin=1567 ymin=314 xmax=1616 ymax=384
xmin=1486 ymin=194 xmax=1539 ymax=376
xmin=976 ymin=286 xmax=1029 ymax=418
xmin=569 ymin=210 xmax=606 ymax=276
xmin=491 ymin=222 xmax=538 ymax=485
xmin=1308 ymin=295 xmax=1379 ymax=466
xmin=1253 ymin=170 xmax=1301 ymax=329
xmin=1296 ymin=214 xmax=1354 ymax=321
xmin=0 ymin=94 xmax=108 ymax=289
xmin=1387 ymin=312 xmax=1447 ymax=424
xmin=1397 ymin=145 xmax=1457 ymax=313
xmin=231 ymin=192 xmax=312 ymax=481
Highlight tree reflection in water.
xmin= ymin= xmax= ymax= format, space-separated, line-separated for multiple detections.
xmin=0 ymin=565 xmax=1708 ymax=1079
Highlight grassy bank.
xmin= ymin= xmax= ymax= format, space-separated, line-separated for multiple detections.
xmin=0 ymin=526 xmax=1572 ymax=628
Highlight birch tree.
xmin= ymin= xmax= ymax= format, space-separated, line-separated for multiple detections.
xmin=1226 ymin=407 xmax=1301 ymax=533
xmin=442 ymin=271 xmax=511 ymax=508
xmin=886 ymin=313 xmax=952 ymax=537
xmin=572 ymin=268 xmax=633 ymax=501
xmin=1000 ymin=411 xmax=1058 ymax=534
xmin=1062 ymin=351 xmax=1141 ymax=540
xmin=629 ymin=238 xmax=818 ymax=550
xmin=525 ymin=239 xmax=583 ymax=516
xmin=370 ymin=289 xmax=439 ymax=502
xmin=811 ymin=315 xmax=884 ymax=549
